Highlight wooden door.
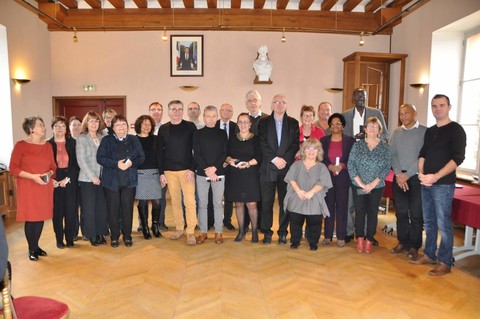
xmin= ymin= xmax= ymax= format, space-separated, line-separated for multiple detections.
xmin=53 ymin=96 xmax=126 ymax=122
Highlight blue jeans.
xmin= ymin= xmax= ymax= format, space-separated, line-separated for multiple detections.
xmin=421 ymin=184 xmax=455 ymax=266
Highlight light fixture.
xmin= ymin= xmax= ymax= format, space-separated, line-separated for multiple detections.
xmin=12 ymin=78 xmax=31 ymax=86
xmin=83 ymin=84 xmax=96 ymax=92
xmin=281 ymin=28 xmax=286 ymax=43
xmin=359 ymin=32 xmax=365 ymax=46
xmin=410 ymin=83 xmax=428 ymax=89
xmin=179 ymin=85 xmax=199 ymax=91
xmin=161 ymin=27 xmax=168 ymax=42
xmin=73 ymin=27 xmax=78 ymax=43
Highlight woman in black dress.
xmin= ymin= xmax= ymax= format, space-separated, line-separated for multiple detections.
xmin=225 ymin=113 xmax=262 ymax=242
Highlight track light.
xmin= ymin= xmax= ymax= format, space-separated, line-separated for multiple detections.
xmin=359 ymin=32 xmax=365 ymax=46
xmin=281 ymin=28 xmax=286 ymax=43
xmin=73 ymin=28 xmax=78 ymax=43
xmin=161 ymin=27 xmax=168 ymax=42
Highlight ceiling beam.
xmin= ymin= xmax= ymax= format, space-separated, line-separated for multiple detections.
xmin=108 ymin=0 xmax=124 ymax=9
xmin=84 ymin=0 xmax=101 ymax=9
xmin=37 ymin=4 xmax=392 ymax=34
xmin=157 ymin=0 xmax=171 ymax=8
xmin=389 ymin=0 xmax=414 ymax=8
xmin=298 ymin=0 xmax=315 ymax=10
xmin=231 ymin=0 xmax=241 ymax=8
xmin=58 ymin=0 xmax=78 ymax=9
xmin=321 ymin=0 xmax=338 ymax=11
xmin=276 ymin=0 xmax=289 ymax=10
xmin=183 ymin=0 xmax=194 ymax=9
xmin=364 ymin=0 xmax=382 ymax=12
xmin=133 ymin=0 xmax=148 ymax=9
xmin=254 ymin=0 xmax=266 ymax=9
xmin=343 ymin=0 xmax=362 ymax=12
xmin=207 ymin=0 xmax=217 ymax=9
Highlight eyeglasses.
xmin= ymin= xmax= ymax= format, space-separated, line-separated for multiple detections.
xmin=367 ymin=125 xmax=379 ymax=129
xmin=302 ymin=114 xmax=314 ymax=118
xmin=169 ymin=108 xmax=183 ymax=113
xmin=330 ymin=122 xmax=343 ymax=126
xmin=238 ymin=120 xmax=250 ymax=125
xmin=272 ymin=101 xmax=287 ymax=105
xmin=88 ymin=119 xmax=100 ymax=123
xmin=188 ymin=107 xmax=199 ymax=111
xmin=150 ymin=108 xmax=163 ymax=112
xmin=221 ymin=109 xmax=233 ymax=112
xmin=247 ymin=99 xmax=259 ymax=103
xmin=113 ymin=122 xmax=127 ymax=127
xmin=306 ymin=146 xmax=317 ymax=151
xmin=54 ymin=124 xmax=66 ymax=129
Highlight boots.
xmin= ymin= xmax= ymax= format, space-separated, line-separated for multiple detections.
xmin=158 ymin=201 xmax=169 ymax=231
xmin=151 ymin=206 xmax=163 ymax=238
xmin=137 ymin=203 xmax=152 ymax=240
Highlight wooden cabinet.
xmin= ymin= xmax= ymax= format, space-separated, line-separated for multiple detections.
xmin=0 ymin=171 xmax=16 ymax=216
xmin=342 ymin=52 xmax=408 ymax=125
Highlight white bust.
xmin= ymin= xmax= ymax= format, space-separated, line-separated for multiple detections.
xmin=253 ymin=45 xmax=273 ymax=82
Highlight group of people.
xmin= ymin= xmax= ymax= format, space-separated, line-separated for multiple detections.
xmin=9 ymin=88 xmax=466 ymax=277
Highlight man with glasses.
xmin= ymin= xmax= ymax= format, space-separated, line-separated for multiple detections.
xmin=148 ymin=102 xmax=163 ymax=135
xmin=187 ymin=102 xmax=204 ymax=129
xmin=258 ymin=94 xmax=299 ymax=244
xmin=215 ymin=103 xmax=236 ymax=231
xmin=157 ymin=100 xmax=198 ymax=245
xmin=245 ymin=90 xmax=268 ymax=135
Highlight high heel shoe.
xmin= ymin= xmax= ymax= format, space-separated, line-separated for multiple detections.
xmin=90 ymin=238 xmax=99 ymax=247
xmin=356 ymin=237 xmax=365 ymax=253
xmin=29 ymin=251 xmax=39 ymax=261
xmin=251 ymin=230 xmax=259 ymax=243
xmin=234 ymin=231 xmax=245 ymax=242
xmin=36 ymin=248 xmax=48 ymax=256
xmin=364 ymin=239 xmax=373 ymax=254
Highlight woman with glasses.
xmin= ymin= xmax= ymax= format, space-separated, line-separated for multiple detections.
xmin=224 ymin=113 xmax=262 ymax=242
xmin=48 ymin=116 xmax=79 ymax=249
xmin=283 ymin=138 xmax=332 ymax=251
xmin=76 ymin=112 xmax=109 ymax=247
xmin=348 ymin=116 xmax=391 ymax=254
xmin=97 ymin=115 xmax=145 ymax=248
xmin=320 ymin=113 xmax=355 ymax=247
xmin=10 ymin=116 xmax=57 ymax=261
xmin=299 ymin=105 xmax=325 ymax=143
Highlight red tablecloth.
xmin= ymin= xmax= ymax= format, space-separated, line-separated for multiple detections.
xmin=383 ymin=171 xmax=394 ymax=199
xmin=452 ymin=184 xmax=480 ymax=229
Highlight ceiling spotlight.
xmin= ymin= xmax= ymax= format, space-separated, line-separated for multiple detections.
xmin=281 ymin=28 xmax=286 ymax=43
xmin=359 ymin=32 xmax=365 ymax=46
xmin=73 ymin=27 xmax=78 ymax=43
xmin=161 ymin=27 xmax=168 ymax=42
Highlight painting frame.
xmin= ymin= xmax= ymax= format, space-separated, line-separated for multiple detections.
xmin=170 ymin=35 xmax=204 ymax=77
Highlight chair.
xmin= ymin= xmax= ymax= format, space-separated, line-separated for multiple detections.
xmin=1 ymin=270 xmax=70 ymax=319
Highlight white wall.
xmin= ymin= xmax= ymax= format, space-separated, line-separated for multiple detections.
xmin=391 ymin=0 xmax=480 ymax=126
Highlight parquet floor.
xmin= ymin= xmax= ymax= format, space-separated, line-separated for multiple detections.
xmin=3 ymin=201 xmax=480 ymax=319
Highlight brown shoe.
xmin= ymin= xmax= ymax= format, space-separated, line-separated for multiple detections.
xmin=409 ymin=254 xmax=436 ymax=265
xmin=390 ymin=243 xmax=408 ymax=254
xmin=187 ymin=234 xmax=197 ymax=245
xmin=429 ymin=262 xmax=451 ymax=276
xmin=407 ymin=248 xmax=419 ymax=261
xmin=196 ymin=233 xmax=208 ymax=244
xmin=215 ymin=233 xmax=224 ymax=244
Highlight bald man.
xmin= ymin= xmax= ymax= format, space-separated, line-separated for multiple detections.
xmin=313 ymin=102 xmax=333 ymax=135
xmin=389 ymin=104 xmax=427 ymax=261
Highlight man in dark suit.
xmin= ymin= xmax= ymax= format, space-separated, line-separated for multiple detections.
xmin=215 ymin=103 xmax=236 ymax=230
xmin=178 ymin=47 xmax=196 ymax=70
xmin=258 ymin=94 xmax=300 ymax=244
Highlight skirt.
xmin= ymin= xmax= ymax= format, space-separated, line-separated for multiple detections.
xmin=135 ymin=169 xmax=162 ymax=200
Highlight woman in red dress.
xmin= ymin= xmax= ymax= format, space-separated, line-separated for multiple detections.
xmin=10 ymin=116 xmax=56 ymax=261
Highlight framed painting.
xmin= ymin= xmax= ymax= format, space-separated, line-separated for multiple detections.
xmin=170 ymin=35 xmax=204 ymax=77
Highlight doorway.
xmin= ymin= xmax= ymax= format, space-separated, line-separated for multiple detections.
xmin=52 ymin=96 xmax=126 ymax=122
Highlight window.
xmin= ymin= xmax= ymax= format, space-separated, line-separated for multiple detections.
xmin=458 ymin=30 xmax=480 ymax=175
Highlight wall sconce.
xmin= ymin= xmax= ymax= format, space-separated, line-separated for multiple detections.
xmin=12 ymin=78 xmax=31 ymax=86
xmin=410 ymin=83 xmax=428 ymax=89
xmin=161 ymin=27 xmax=168 ymax=42
xmin=179 ymin=85 xmax=199 ymax=91
xmin=281 ymin=28 xmax=287 ymax=43
xmin=359 ymin=32 xmax=365 ymax=46
xmin=325 ymin=87 xmax=343 ymax=93
xmin=73 ymin=27 xmax=78 ymax=43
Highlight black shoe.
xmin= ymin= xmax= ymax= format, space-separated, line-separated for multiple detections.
xmin=224 ymin=223 xmax=236 ymax=231
xmin=251 ymin=230 xmax=259 ymax=243
xmin=98 ymin=236 xmax=107 ymax=245
xmin=124 ymin=238 xmax=133 ymax=247
xmin=36 ymin=248 xmax=48 ymax=256
xmin=66 ymin=241 xmax=74 ymax=248
xmin=278 ymin=235 xmax=287 ymax=245
xmin=151 ymin=223 xmax=162 ymax=238
xmin=111 ymin=239 xmax=119 ymax=248
xmin=159 ymin=223 xmax=169 ymax=231
xmin=290 ymin=243 xmax=300 ymax=249
xmin=345 ymin=235 xmax=354 ymax=243
xmin=137 ymin=225 xmax=143 ymax=232
xmin=56 ymin=242 xmax=65 ymax=249
xmin=310 ymin=244 xmax=318 ymax=251
xmin=90 ymin=238 xmax=100 ymax=247
xmin=263 ymin=234 xmax=272 ymax=244
xmin=29 ymin=251 xmax=39 ymax=261
xmin=372 ymin=237 xmax=379 ymax=246
xmin=234 ymin=232 xmax=245 ymax=242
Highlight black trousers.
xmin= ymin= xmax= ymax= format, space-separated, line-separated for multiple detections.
xmin=261 ymin=174 xmax=288 ymax=236
xmin=393 ymin=175 xmax=423 ymax=249
xmin=80 ymin=182 xmax=108 ymax=239
xmin=324 ymin=185 xmax=349 ymax=240
xmin=52 ymin=169 xmax=77 ymax=244
xmin=289 ymin=212 xmax=322 ymax=245
xmin=352 ymin=186 xmax=384 ymax=242
xmin=104 ymin=186 xmax=135 ymax=240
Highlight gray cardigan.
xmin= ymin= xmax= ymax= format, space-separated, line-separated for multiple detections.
xmin=76 ymin=133 xmax=104 ymax=183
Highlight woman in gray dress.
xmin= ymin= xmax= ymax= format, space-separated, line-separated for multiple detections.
xmin=284 ymin=138 xmax=332 ymax=250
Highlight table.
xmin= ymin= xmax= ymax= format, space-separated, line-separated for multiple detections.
xmin=452 ymin=184 xmax=480 ymax=261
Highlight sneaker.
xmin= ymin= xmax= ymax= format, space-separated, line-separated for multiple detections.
xmin=322 ymin=238 xmax=331 ymax=245
xmin=169 ymin=230 xmax=184 ymax=240
xmin=337 ymin=240 xmax=345 ymax=247
xmin=214 ymin=233 xmax=224 ymax=244
xmin=187 ymin=234 xmax=197 ymax=245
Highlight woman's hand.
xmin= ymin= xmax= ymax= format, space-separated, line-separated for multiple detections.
xmin=34 ymin=174 xmax=48 ymax=185
xmin=304 ymin=190 xmax=315 ymax=200
xmin=295 ymin=189 xmax=307 ymax=200
xmin=92 ymin=177 xmax=101 ymax=185
xmin=118 ymin=159 xmax=131 ymax=171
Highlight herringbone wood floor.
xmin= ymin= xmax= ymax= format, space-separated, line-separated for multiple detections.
xmin=3 ymin=200 xmax=480 ymax=319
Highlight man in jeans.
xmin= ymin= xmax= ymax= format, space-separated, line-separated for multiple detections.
xmin=411 ymin=94 xmax=466 ymax=276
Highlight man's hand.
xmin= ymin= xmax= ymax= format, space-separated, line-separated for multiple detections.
xmin=396 ymin=173 xmax=410 ymax=191
xmin=186 ymin=170 xmax=195 ymax=182
xmin=419 ymin=173 xmax=437 ymax=187
xmin=273 ymin=157 xmax=287 ymax=170
xmin=160 ymin=174 xmax=167 ymax=188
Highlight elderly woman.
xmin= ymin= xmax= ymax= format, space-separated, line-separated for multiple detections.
xmin=299 ymin=105 xmax=325 ymax=142
xmin=10 ymin=116 xmax=56 ymax=261
xmin=320 ymin=113 xmax=355 ymax=247
xmin=348 ymin=116 xmax=391 ymax=254
xmin=97 ymin=115 xmax=145 ymax=248
xmin=284 ymin=138 xmax=332 ymax=251
xmin=48 ymin=116 xmax=79 ymax=249
xmin=134 ymin=115 xmax=163 ymax=239
xmin=76 ymin=111 xmax=108 ymax=247
xmin=225 ymin=113 xmax=262 ymax=242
